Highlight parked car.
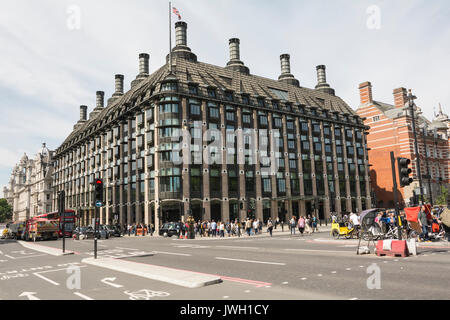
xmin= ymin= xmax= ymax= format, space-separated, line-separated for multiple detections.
xmin=105 ymin=225 xmax=122 ymax=237
xmin=73 ymin=226 xmax=109 ymax=240
xmin=72 ymin=226 xmax=89 ymax=240
xmin=159 ymin=222 xmax=179 ymax=237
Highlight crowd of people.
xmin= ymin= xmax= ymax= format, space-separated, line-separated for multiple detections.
xmin=330 ymin=205 xmax=450 ymax=242
xmin=288 ymin=215 xmax=319 ymax=236
xmin=117 ymin=216 xmax=321 ymax=239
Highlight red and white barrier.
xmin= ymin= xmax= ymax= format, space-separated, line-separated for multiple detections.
xmin=376 ymin=240 xmax=409 ymax=257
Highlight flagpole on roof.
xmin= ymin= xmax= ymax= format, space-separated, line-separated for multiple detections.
xmin=169 ymin=1 xmax=173 ymax=74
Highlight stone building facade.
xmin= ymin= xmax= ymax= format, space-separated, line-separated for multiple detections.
xmin=53 ymin=21 xmax=371 ymax=229
xmin=3 ymin=144 xmax=54 ymax=221
xmin=357 ymin=82 xmax=449 ymax=207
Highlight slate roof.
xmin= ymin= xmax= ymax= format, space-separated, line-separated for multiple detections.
xmin=59 ymin=56 xmax=357 ymax=151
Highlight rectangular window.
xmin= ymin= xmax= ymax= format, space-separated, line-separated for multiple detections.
xmin=190 ymin=104 xmax=201 ymax=116
xmin=209 ymin=107 xmax=219 ymax=119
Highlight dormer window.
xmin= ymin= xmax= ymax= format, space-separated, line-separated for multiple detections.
xmin=257 ymin=98 xmax=265 ymax=108
xmin=188 ymin=84 xmax=198 ymax=95
xmin=160 ymin=82 xmax=178 ymax=92
xmin=241 ymin=95 xmax=249 ymax=105
xmin=272 ymin=101 xmax=279 ymax=109
xmin=225 ymin=91 xmax=234 ymax=102
xmin=208 ymin=88 xmax=216 ymax=98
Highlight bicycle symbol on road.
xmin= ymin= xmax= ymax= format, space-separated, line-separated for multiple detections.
xmin=123 ymin=289 xmax=170 ymax=300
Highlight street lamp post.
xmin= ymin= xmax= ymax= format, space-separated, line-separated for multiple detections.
xmin=407 ymin=90 xmax=425 ymax=205
xmin=422 ymin=126 xmax=433 ymax=206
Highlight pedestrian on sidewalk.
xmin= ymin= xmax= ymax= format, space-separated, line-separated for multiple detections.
xmin=298 ymin=216 xmax=305 ymax=236
xmin=211 ymin=220 xmax=217 ymax=237
xmin=418 ymin=207 xmax=430 ymax=242
xmin=305 ymin=216 xmax=312 ymax=235
xmin=290 ymin=217 xmax=296 ymax=235
xmin=267 ymin=218 xmax=274 ymax=237
xmin=275 ymin=217 xmax=280 ymax=230
xmin=127 ymin=224 xmax=131 ymax=237
xmin=246 ymin=219 xmax=252 ymax=236
xmin=312 ymin=216 xmax=318 ymax=233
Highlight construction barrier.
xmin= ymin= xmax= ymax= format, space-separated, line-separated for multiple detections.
xmin=376 ymin=240 xmax=409 ymax=257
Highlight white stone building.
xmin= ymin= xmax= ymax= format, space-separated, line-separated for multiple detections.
xmin=3 ymin=144 xmax=54 ymax=222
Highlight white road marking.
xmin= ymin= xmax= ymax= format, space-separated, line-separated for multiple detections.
xmin=282 ymin=282 xmax=288 ymax=284
xmin=345 ymin=268 xmax=351 ymax=271
xmin=101 ymin=277 xmax=124 ymax=288
xmin=4 ymin=255 xmax=15 ymax=259
xmin=317 ymin=274 xmax=323 ymax=277
xmin=284 ymin=249 xmax=352 ymax=254
xmin=301 ymin=278 xmax=307 ymax=280
xmin=331 ymin=271 xmax=337 ymax=274
xmin=154 ymin=251 xmax=192 ymax=257
xmin=74 ymin=292 xmax=94 ymax=300
xmin=215 ymin=257 xmax=286 ymax=266
xmin=19 ymin=292 xmax=39 ymax=300
xmin=10 ymin=254 xmax=48 ymax=260
xmin=350 ymin=297 xmax=358 ymax=300
xmin=216 ymin=246 xmax=258 ymax=250
xmin=115 ymin=247 xmax=140 ymax=251
xmin=244 ymin=290 xmax=251 ymax=293
xmin=33 ymin=265 xmax=87 ymax=286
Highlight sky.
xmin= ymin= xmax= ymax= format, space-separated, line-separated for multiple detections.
xmin=0 ymin=0 xmax=449 ymax=197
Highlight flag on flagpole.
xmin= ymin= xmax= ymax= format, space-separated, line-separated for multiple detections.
xmin=172 ymin=7 xmax=182 ymax=20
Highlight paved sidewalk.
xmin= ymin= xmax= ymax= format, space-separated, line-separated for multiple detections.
xmin=121 ymin=225 xmax=332 ymax=240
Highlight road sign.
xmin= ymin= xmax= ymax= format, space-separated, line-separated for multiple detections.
xmin=96 ymin=200 xmax=103 ymax=208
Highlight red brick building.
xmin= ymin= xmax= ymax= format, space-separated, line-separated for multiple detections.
xmin=357 ymin=82 xmax=449 ymax=208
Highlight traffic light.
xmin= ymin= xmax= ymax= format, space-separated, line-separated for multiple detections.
xmin=94 ymin=179 xmax=104 ymax=206
xmin=398 ymin=158 xmax=413 ymax=187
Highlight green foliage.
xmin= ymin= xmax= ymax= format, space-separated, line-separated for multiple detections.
xmin=436 ymin=186 xmax=449 ymax=206
xmin=0 ymin=198 xmax=13 ymax=223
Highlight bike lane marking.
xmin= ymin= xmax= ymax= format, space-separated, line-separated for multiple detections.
xmin=74 ymin=292 xmax=94 ymax=300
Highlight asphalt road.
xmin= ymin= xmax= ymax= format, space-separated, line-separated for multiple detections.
xmin=1 ymin=231 xmax=449 ymax=300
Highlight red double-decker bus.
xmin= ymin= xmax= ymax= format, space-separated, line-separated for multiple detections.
xmin=35 ymin=210 xmax=77 ymax=238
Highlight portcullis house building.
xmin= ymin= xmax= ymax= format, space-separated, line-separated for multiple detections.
xmin=52 ymin=21 xmax=371 ymax=230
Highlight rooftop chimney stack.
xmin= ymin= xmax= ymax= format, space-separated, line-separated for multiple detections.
xmin=115 ymin=74 xmax=124 ymax=95
xmin=169 ymin=21 xmax=197 ymax=63
xmin=278 ymin=54 xmax=299 ymax=87
xmin=175 ymin=21 xmax=187 ymax=47
xmin=107 ymin=74 xmax=125 ymax=105
xmin=393 ymin=87 xmax=408 ymax=109
xmin=80 ymin=105 xmax=87 ymax=121
xmin=132 ymin=53 xmax=150 ymax=87
xmin=314 ymin=65 xmax=335 ymax=95
xmin=359 ymin=82 xmax=373 ymax=105
xmin=280 ymin=54 xmax=292 ymax=75
xmin=229 ymin=38 xmax=241 ymax=62
xmin=226 ymin=38 xmax=249 ymax=75
xmin=139 ymin=53 xmax=150 ymax=75
xmin=96 ymin=91 xmax=105 ymax=109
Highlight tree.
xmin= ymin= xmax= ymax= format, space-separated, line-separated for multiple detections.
xmin=0 ymin=198 xmax=13 ymax=223
xmin=436 ymin=186 xmax=449 ymax=206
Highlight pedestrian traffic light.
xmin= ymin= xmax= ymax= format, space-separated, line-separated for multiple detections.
xmin=94 ymin=179 xmax=104 ymax=205
xmin=398 ymin=158 xmax=413 ymax=187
